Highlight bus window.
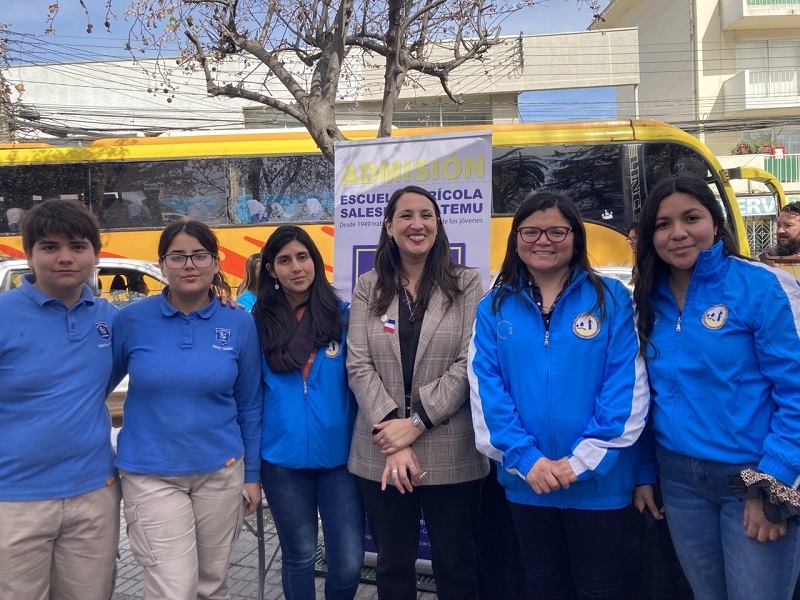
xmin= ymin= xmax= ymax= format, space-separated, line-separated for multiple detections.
xmin=492 ymin=144 xmax=628 ymax=231
xmin=230 ymin=155 xmax=334 ymax=224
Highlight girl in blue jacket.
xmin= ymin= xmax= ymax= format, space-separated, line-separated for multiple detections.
xmin=633 ymin=174 xmax=800 ymax=600
xmin=253 ymin=225 xmax=364 ymax=600
xmin=469 ymin=191 xmax=649 ymax=599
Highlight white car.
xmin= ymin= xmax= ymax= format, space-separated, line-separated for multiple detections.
xmin=0 ymin=257 xmax=166 ymax=301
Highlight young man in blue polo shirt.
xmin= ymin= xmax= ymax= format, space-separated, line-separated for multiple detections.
xmin=0 ymin=199 xmax=120 ymax=599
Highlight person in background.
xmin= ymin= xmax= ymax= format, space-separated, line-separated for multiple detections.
xmin=6 ymin=205 xmax=25 ymax=232
xmin=130 ymin=277 xmax=150 ymax=297
xmin=111 ymin=220 xmax=263 ymax=600
xmin=0 ymin=199 xmax=120 ymax=600
xmin=628 ymin=220 xmax=640 ymax=285
xmin=247 ymin=198 xmax=270 ymax=223
xmin=759 ymin=202 xmax=800 ymax=260
xmin=254 ymin=225 xmax=364 ymax=600
xmin=469 ymin=191 xmax=648 ymax=600
xmin=347 ymin=185 xmax=488 ymax=600
xmin=628 ymin=220 xmax=639 ymax=254
xmin=633 ymin=174 xmax=800 ymax=600
xmin=236 ymin=252 xmax=260 ymax=312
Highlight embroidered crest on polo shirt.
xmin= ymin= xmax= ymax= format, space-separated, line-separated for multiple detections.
xmin=325 ymin=340 xmax=341 ymax=358
xmin=213 ymin=328 xmax=234 ymax=350
xmin=702 ymin=304 xmax=728 ymax=330
xmin=573 ymin=313 xmax=601 ymax=339
xmin=96 ymin=322 xmax=111 ymax=340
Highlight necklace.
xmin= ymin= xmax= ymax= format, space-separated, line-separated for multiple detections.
xmin=401 ymin=287 xmax=416 ymax=323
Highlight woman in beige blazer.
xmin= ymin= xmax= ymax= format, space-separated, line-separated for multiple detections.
xmin=347 ymin=185 xmax=489 ymax=600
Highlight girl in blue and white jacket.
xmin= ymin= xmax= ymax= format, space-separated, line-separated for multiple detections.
xmin=633 ymin=174 xmax=800 ymax=600
xmin=253 ymin=225 xmax=363 ymax=600
xmin=469 ymin=192 xmax=649 ymax=599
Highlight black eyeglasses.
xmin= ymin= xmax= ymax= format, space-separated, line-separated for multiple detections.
xmin=516 ymin=226 xmax=572 ymax=243
xmin=161 ymin=252 xmax=216 ymax=269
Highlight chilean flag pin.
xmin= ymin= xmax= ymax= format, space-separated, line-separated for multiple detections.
xmin=383 ymin=318 xmax=396 ymax=333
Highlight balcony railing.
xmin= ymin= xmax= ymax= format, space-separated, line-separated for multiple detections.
xmin=748 ymin=68 xmax=799 ymax=98
xmin=723 ymin=0 xmax=800 ymax=28
xmin=764 ymin=155 xmax=800 ymax=185
xmin=723 ymin=69 xmax=800 ymax=114
xmin=746 ymin=0 xmax=800 ymax=5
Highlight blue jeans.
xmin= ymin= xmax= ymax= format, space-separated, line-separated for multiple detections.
xmin=261 ymin=462 xmax=364 ymax=600
xmin=657 ymin=447 xmax=800 ymax=600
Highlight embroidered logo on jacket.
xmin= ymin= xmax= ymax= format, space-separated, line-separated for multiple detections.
xmin=702 ymin=305 xmax=728 ymax=330
xmin=325 ymin=340 xmax=341 ymax=358
xmin=573 ymin=313 xmax=601 ymax=339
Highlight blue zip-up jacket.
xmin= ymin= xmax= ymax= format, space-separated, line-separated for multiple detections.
xmin=645 ymin=241 xmax=800 ymax=487
xmin=469 ymin=268 xmax=649 ymax=509
xmin=260 ymin=303 xmax=357 ymax=470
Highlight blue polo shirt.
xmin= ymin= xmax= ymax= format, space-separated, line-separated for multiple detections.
xmin=111 ymin=291 xmax=263 ymax=482
xmin=0 ymin=275 xmax=117 ymax=501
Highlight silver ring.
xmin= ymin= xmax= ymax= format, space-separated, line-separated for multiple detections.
xmin=391 ymin=469 xmax=399 ymax=474
xmin=379 ymin=439 xmax=386 ymax=446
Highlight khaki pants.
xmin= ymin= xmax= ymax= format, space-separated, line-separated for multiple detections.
xmin=120 ymin=460 xmax=245 ymax=600
xmin=0 ymin=482 xmax=121 ymax=600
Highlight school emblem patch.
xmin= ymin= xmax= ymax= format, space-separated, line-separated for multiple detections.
xmin=325 ymin=340 xmax=341 ymax=358
xmin=215 ymin=328 xmax=232 ymax=345
xmin=96 ymin=322 xmax=111 ymax=340
xmin=702 ymin=305 xmax=728 ymax=330
xmin=573 ymin=313 xmax=601 ymax=339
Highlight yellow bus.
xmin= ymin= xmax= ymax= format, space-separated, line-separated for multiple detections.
xmin=0 ymin=120 xmax=785 ymax=288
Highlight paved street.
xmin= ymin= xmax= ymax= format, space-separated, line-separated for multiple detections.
xmin=112 ymin=503 xmax=438 ymax=600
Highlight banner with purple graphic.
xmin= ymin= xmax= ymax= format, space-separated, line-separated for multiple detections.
xmin=333 ymin=132 xmax=492 ymax=300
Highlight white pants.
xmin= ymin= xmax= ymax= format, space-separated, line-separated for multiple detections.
xmin=0 ymin=482 xmax=121 ymax=600
xmin=120 ymin=460 xmax=245 ymax=600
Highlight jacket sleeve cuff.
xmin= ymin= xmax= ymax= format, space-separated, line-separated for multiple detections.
xmin=758 ymin=456 xmax=800 ymax=489
xmin=513 ymin=446 xmax=544 ymax=480
xmin=244 ymin=469 xmax=260 ymax=484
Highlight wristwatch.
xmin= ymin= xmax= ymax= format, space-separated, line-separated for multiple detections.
xmin=411 ymin=413 xmax=425 ymax=431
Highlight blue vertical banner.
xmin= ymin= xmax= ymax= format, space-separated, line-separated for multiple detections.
xmin=334 ymin=132 xmax=493 ymax=300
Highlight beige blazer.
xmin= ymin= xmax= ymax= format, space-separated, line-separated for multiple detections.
xmin=347 ymin=267 xmax=489 ymax=485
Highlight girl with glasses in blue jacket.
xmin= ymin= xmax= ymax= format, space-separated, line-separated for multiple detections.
xmin=469 ymin=191 xmax=649 ymax=599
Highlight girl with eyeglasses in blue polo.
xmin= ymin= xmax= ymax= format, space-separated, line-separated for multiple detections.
xmin=110 ymin=220 xmax=263 ymax=599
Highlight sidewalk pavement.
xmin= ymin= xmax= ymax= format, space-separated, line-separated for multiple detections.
xmin=112 ymin=504 xmax=439 ymax=600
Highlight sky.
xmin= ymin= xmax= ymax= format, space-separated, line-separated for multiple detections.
xmin=2 ymin=0 xmax=617 ymax=123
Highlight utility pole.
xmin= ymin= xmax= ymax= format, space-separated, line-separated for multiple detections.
xmin=0 ymin=98 xmax=11 ymax=142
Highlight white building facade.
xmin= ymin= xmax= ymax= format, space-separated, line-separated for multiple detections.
xmin=597 ymin=0 xmax=800 ymax=156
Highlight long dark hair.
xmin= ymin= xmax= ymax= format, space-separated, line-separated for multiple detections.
xmin=634 ymin=174 xmax=741 ymax=351
xmin=252 ymin=225 xmax=343 ymax=352
xmin=372 ymin=185 xmax=464 ymax=317
xmin=157 ymin=219 xmax=230 ymax=295
xmin=491 ymin=191 xmax=608 ymax=316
